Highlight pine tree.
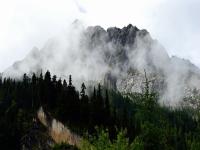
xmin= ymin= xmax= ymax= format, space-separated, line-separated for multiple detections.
xmin=97 ymin=83 xmax=102 ymax=97
xmin=63 ymin=79 xmax=67 ymax=90
xmin=105 ymin=90 xmax=110 ymax=111
xmin=23 ymin=73 xmax=28 ymax=85
xmin=0 ymin=76 xmax=2 ymax=89
xmin=97 ymin=83 xmax=103 ymax=107
xmin=44 ymin=70 xmax=51 ymax=83
xmin=79 ymin=83 xmax=89 ymax=125
xmin=44 ymin=71 xmax=52 ymax=108
xmin=31 ymin=73 xmax=37 ymax=85
xmin=69 ymin=75 xmax=72 ymax=87
xmin=52 ymin=75 xmax=57 ymax=84
xmin=93 ymin=86 xmax=96 ymax=99
xmin=39 ymin=72 xmax=43 ymax=81
xmin=104 ymin=89 xmax=110 ymax=125
xmin=80 ymin=83 xmax=86 ymax=98
xmin=31 ymin=73 xmax=37 ymax=110
xmin=94 ymin=83 xmax=104 ymax=124
xmin=143 ymin=70 xmax=157 ymax=111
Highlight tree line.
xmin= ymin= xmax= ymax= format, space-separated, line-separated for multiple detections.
xmin=0 ymin=71 xmax=200 ymax=149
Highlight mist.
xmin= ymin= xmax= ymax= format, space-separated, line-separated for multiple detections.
xmin=3 ymin=22 xmax=200 ymax=106
xmin=1 ymin=0 xmax=200 ymax=72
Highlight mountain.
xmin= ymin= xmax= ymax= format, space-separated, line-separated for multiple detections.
xmin=3 ymin=23 xmax=200 ymax=105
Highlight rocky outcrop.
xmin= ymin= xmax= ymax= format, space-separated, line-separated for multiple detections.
xmin=37 ymin=107 xmax=82 ymax=147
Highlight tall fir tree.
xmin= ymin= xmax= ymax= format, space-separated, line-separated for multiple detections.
xmin=80 ymin=83 xmax=86 ymax=98
xmin=69 ymin=75 xmax=72 ymax=87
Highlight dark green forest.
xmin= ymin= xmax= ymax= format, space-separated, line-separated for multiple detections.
xmin=0 ymin=71 xmax=200 ymax=149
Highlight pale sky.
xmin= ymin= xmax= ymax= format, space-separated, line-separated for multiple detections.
xmin=0 ymin=0 xmax=200 ymax=71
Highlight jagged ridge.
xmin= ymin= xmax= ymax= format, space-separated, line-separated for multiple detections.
xmin=3 ymin=23 xmax=200 ymax=104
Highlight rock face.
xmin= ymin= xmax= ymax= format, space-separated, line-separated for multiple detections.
xmin=3 ymin=23 xmax=200 ymax=104
xmin=37 ymin=107 xmax=81 ymax=147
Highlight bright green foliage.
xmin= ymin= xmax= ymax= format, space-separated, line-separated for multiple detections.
xmin=81 ymin=130 xmax=139 ymax=150
xmin=93 ymin=130 xmax=112 ymax=150
xmin=130 ymin=136 xmax=144 ymax=150
xmin=111 ymin=131 xmax=129 ymax=150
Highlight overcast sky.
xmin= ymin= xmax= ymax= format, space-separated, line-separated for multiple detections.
xmin=0 ymin=0 xmax=200 ymax=72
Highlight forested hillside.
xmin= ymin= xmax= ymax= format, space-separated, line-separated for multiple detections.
xmin=0 ymin=71 xmax=200 ymax=149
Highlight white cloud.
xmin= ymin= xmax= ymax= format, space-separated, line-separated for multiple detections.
xmin=0 ymin=0 xmax=200 ymax=71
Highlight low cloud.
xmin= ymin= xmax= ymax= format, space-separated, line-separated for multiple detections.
xmin=3 ymin=22 xmax=200 ymax=106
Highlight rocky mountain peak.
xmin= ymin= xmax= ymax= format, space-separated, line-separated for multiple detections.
xmin=106 ymin=24 xmax=139 ymax=46
xmin=3 ymin=23 xmax=200 ymax=105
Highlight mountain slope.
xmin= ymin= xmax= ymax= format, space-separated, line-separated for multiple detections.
xmin=3 ymin=23 xmax=200 ymax=105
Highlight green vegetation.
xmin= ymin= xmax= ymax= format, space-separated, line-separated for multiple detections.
xmin=0 ymin=71 xmax=200 ymax=149
xmin=53 ymin=143 xmax=78 ymax=150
